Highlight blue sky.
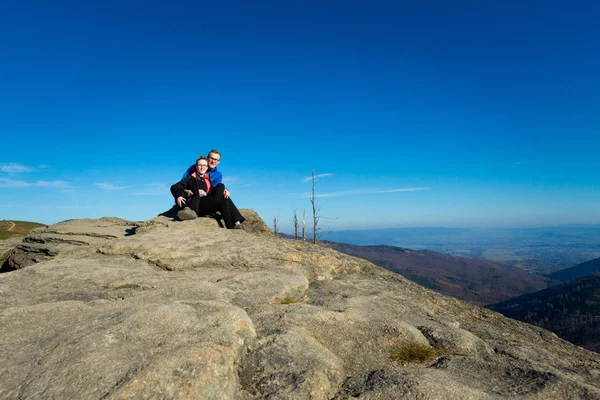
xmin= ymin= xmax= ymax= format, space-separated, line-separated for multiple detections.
xmin=1 ymin=0 xmax=599 ymax=231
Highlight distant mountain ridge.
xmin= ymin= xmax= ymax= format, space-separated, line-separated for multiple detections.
xmin=319 ymin=225 xmax=600 ymax=273
xmin=488 ymin=274 xmax=600 ymax=353
xmin=320 ymin=225 xmax=600 ymax=244
xmin=323 ymin=242 xmax=550 ymax=305
xmin=548 ymin=257 xmax=600 ymax=282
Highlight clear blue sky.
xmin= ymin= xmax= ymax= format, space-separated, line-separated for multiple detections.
xmin=1 ymin=0 xmax=599 ymax=231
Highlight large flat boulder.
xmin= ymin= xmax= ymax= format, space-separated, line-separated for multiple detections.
xmin=1 ymin=213 xmax=599 ymax=399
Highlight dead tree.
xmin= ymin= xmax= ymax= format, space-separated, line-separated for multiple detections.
xmin=311 ymin=169 xmax=320 ymax=244
xmin=272 ymin=216 xmax=279 ymax=238
xmin=302 ymin=209 xmax=306 ymax=241
xmin=292 ymin=209 xmax=299 ymax=240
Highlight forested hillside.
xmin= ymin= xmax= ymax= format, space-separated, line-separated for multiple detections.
xmin=488 ymin=274 xmax=600 ymax=352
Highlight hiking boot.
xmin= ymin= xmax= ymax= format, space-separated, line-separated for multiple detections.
xmin=177 ymin=207 xmax=197 ymax=221
xmin=234 ymin=222 xmax=245 ymax=230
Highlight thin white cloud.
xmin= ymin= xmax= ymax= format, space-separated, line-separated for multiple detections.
xmin=39 ymin=204 xmax=92 ymax=210
xmin=302 ymin=173 xmax=334 ymax=183
xmin=131 ymin=192 xmax=166 ymax=196
xmin=299 ymin=187 xmax=431 ymax=198
xmin=0 ymin=163 xmax=33 ymax=173
xmin=0 ymin=178 xmax=29 ymax=187
xmin=0 ymin=178 xmax=71 ymax=188
xmin=223 ymin=176 xmax=238 ymax=186
xmin=131 ymin=182 xmax=168 ymax=196
xmin=37 ymin=180 xmax=71 ymax=188
xmin=370 ymin=187 xmax=431 ymax=194
xmin=95 ymin=183 xmax=127 ymax=190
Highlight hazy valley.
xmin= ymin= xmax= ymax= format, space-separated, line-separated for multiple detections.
xmin=320 ymin=225 xmax=600 ymax=274
xmin=323 ymin=242 xmax=551 ymax=306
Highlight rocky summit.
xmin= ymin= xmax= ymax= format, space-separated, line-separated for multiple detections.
xmin=1 ymin=211 xmax=600 ymax=400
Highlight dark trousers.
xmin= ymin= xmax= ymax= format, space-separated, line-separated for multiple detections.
xmin=178 ymin=184 xmax=245 ymax=229
xmin=177 ymin=195 xmax=220 ymax=216
xmin=207 ymin=184 xmax=245 ymax=229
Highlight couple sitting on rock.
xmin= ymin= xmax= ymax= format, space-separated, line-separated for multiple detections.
xmin=170 ymin=149 xmax=246 ymax=229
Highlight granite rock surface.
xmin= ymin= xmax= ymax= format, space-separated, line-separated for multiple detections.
xmin=1 ymin=211 xmax=599 ymax=399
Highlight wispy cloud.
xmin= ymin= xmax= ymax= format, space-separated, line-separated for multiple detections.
xmin=0 ymin=163 xmax=33 ymax=173
xmin=2 ymin=178 xmax=33 ymax=187
xmin=39 ymin=204 xmax=92 ymax=210
xmin=37 ymin=180 xmax=71 ymax=188
xmin=0 ymin=178 xmax=71 ymax=188
xmin=299 ymin=187 xmax=431 ymax=198
xmin=368 ymin=187 xmax=431 ymax=194
xmin=223 ymin=176 xmax=238 ymax=186
xmin=95 ymin=183 xmax=127 ymax=190
xmin=144 ymin=183 xmax=166 ymax=189
xmin=302 ymin=173 xmax=334 ymax=183
xmin=131 ymin=182 xmax=168 ymax=196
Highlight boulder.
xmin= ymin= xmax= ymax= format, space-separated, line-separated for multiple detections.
xmin=1 ymin=212 xmax=599 ymax=399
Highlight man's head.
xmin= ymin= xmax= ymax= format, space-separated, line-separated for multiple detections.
xmin=207 ymin=149 xmax=221 ymax=170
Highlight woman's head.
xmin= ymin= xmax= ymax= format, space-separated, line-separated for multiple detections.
xmin=196 ymin=156 xmax=209 ymax=173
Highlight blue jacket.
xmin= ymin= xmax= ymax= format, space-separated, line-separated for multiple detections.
xmin=181 ymin=165 xmax=223 ymax=189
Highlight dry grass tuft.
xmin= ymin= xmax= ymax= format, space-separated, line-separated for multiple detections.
xmin=275 ymin=296 xmax=303 ymax=305
xmin=391 ymin=341 xmax=444 ymax=363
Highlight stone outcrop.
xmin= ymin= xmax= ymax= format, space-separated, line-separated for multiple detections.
xmin=1 ymin=211 xmax=599 ymax=399
xmin=0 ymin=237 xmax=22 ymax=268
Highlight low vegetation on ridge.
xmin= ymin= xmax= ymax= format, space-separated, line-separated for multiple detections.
xmin=0 ymin=220 xmax=45 ymax=240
